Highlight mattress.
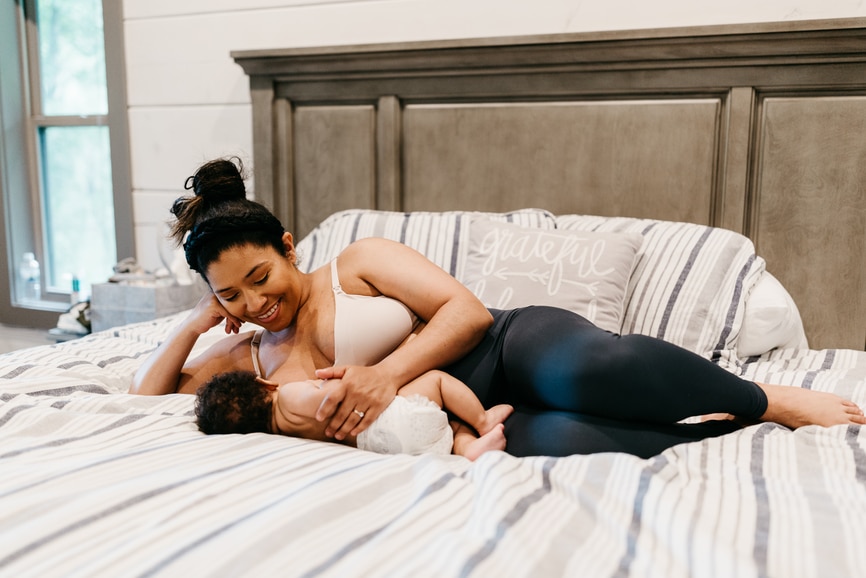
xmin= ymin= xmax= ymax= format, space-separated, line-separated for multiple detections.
xmin=2 ymin=314 xmax=866 ymax=577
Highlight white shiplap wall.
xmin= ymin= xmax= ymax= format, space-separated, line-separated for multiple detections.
xmin=123 ymin=0 xmax=866 ymax=270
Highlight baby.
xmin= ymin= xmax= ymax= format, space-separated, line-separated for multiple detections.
xmin=195 ymin=369 xmax=513 ymax=461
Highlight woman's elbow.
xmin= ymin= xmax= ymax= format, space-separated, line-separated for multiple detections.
xmin=129 ymin=370 xmax=177 ymax=396
xmin=477 ymin=306 xmax=494 ymax=330
xmin=466 ymin=299 xmax=494 ymax=334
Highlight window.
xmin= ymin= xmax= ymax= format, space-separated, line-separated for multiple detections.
xmin=0 ymin=0 xmax=133 ymax=326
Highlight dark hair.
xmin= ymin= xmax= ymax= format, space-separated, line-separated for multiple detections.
xmin=169 ymin=157 xmax=286 ymax=274
xmin=195 ymin=370 xmax=273 ymax=434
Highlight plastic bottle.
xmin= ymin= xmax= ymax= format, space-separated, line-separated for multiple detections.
xmin=70 ymin=275 xmax=80 ymax=304
xmin=19 ymin=252 xmax=41 ymax=301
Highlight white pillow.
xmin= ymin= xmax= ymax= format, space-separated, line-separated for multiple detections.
xmin=738 ymin=271 xmax=808 ymax=356
xmin=458 ymin=218 xmax=642 ymax=334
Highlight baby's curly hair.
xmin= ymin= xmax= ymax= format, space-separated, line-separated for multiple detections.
xmin=195 ymin=370 xmax=273 ymax=434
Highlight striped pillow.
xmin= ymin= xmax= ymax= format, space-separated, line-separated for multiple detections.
xmin=555 ymin=215 xmax=765 ymax=360
xmin=295 ymin=208 xmax=557 ymax=276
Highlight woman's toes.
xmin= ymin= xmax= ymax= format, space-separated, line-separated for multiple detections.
xmin=844 ymin=403 xmax=865 ymax=416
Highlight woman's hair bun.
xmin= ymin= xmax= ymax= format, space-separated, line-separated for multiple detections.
xmin=168 ymin=156 xmax=249 ymax=246
xmin=184 ymin=157 xmax=247 ymax=204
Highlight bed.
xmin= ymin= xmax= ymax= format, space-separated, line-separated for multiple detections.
xmin=3 ymin=18 xmax=866 ymax=578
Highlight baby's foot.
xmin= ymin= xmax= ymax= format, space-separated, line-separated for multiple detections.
xmin=699 ymin=412 xmax=736 ymax=422
xmin=758 ymin=383 xmax=866 ymax=429
xmin=462 ymin=424 xmax=506 ymax=461
xmin=477 ymin=404 xmax=514 ymax=435
xmin=699 ymin=412 xmax=758 ymax=428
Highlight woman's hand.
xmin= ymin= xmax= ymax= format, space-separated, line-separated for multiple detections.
xmin=314 ymin=365 xmax=398 ymax=440
xmin=188 ymin=293 xmax=244 ymax=335
xmin=130 ymin=293 xmax=244 ymax=396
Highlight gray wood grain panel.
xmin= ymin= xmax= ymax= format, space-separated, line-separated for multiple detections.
xmin=717 ymin=87 xmax=754 ymax=234
xmin=753 ymin=96 xmax=866 ymax=350
xmin=376 ymin=96 xmax=402 ymax=212
xmin=249 ymin=76 xmax=276 ymax=215
xmin=402 ymin=100 xmax=720 ymax=224
xmin=293 ymin=106 xmax=376 ymax=238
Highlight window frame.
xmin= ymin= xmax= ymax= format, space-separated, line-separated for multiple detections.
xmin=0 ymin=0 xmax=133 ymax=327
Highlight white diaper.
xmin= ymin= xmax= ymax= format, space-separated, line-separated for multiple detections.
xmin=356 ymin=394 xmax=453 ymax=456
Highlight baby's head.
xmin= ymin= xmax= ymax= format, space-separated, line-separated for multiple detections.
xmin=195 ymin=370 xmax=273 ymax=434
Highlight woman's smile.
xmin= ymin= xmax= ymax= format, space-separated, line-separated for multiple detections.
xmin=256 ymin=300 xmax=281 ymax=324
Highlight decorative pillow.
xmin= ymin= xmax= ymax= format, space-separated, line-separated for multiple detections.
xmin=738 ymin=271 xmax=808 ymax=357
xmin=458 ymin=218 xmax=643 ymax=334
xmin=555 ymin=214 xmax=764 ymax=362
xmin=295 ymin=208 xmax=557 ymax=275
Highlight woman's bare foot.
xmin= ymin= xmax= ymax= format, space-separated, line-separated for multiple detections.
xmin=461 ymin=424 xmax=506 ymax=461
xmin=758 ymin=383 xmax=866 ymax=429
xmin=476 ymin=404 xmax=514 ymax=435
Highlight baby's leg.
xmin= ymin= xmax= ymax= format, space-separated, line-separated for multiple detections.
xmin=399 ymin=370 xmax=513 ymax=435
xmin=452 ymin=421 xmax=506 ymax=461
xmin=435 ymin=371 xmax=512 ymax=435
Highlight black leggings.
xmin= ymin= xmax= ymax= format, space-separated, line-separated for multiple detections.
xmin=444 ymin=307 xmax=768 ymax=458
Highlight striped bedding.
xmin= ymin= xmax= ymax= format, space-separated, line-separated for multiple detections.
xmin=2 ymin=322 xmax=865 ymax=577
xmin=3 ymin=211 xmax=866 ymax=577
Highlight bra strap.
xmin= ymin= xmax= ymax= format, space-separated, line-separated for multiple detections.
xmin=250 ymin=330 xmax=264 ymax=378
xmin=330 ymin=258 xmax=343 ymax=293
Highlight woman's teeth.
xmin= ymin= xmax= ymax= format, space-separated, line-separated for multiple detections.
xmin=258 ymin=302 xmax=279 ymax=321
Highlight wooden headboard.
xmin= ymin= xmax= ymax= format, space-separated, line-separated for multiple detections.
xmin=233 ymin=18 xmax=866 ymax=351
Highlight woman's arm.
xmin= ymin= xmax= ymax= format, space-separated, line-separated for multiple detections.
xmin=315 ymin=238 xmax=493 ymax=439
xmin=130 ymin=293 xmax=245 ymax=395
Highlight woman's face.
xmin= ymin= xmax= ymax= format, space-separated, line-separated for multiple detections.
xmin=204 ymin=236 xmax=300 ymax=330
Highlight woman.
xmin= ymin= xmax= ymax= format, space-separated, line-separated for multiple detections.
xmin=132 ymin=157 xmax=866 ymax=458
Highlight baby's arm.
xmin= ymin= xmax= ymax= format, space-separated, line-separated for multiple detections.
xmin=276 ymin=379 xmax=328 ymax=420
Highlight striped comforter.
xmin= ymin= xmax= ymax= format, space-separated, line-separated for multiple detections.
xmin=2 ymin=314 xmax=866 ymax=578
